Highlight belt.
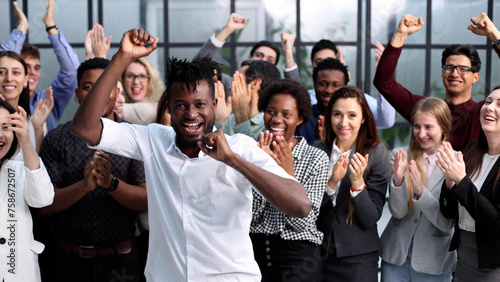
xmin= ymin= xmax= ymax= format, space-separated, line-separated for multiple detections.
xmin=56 ymin=237 xmax=135 ymax=258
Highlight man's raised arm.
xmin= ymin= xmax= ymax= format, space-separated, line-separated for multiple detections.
xmin=71 ymin=29 xmax=158 ymax=145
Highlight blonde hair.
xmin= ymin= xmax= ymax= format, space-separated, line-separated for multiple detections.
xmin=406 ymin=97 xmax=451 ymax=211
xmin=122 ymin=57 xmax=164 ymax=103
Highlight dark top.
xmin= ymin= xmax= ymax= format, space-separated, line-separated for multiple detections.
xmin=440 ymin=153 xmax=500 ymax=269
xmin=296 ymin=104 xmax=321 ymax=145
xmin=39 ymin=117 xmax=146 ymax=246
xmin=373 ymin=41 xmax=484 ymax=152
xmin=314 ymin=141 xmax=391 ymax=257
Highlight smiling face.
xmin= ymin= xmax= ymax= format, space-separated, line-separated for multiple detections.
xmin=168 ymin=80 xmax=216 ymax=156
xmin=249 ymin=46 xmax=278 ymax=65
xmin=331 ymin=97 xmax=364 ymax=149
xmin=442 ymin=54 xmax=479 ymax=100
xmin=75 ymin=68 xmax=117 ymax=120
xmin=0 ymin=107 xmax=14 ymax=160
xmin=0 ymin=56 xmax=28 ymax=107
xmin=481 ymin=89 xmax=500 ymax=136
xmin=315 ymin=69 xmax=346 ymax=109
xmin=22 ymin=55 xmax=40 ymax=96
xmin=264 ymin=93 xmax=303 ymax=146
xmin=413 ymin=111 xmax=445 ymax=155
xmin=124 ymin=62 xmax=149 ymax=102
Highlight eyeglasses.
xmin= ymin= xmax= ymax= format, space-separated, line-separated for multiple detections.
xmin=124 ymin=73 xmax=150 ymax=82
xmin=442 ymin=64 xmax=475 ymax=75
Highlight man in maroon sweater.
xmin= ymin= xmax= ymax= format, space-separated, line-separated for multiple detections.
xmin=374 ymin=14 xmax=485 ymax=152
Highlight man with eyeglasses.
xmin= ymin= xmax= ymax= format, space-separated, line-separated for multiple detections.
xmin=374 ymin=14 xmax=483 ymax=152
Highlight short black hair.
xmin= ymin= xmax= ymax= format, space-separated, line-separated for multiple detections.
xmin=77 ymin=57 xmax=110 ymax=86
xmin=258 ymin=78 xmax=312 ymax=131
xmin=312 ymin=57 xmax=349 ymax=86
xmin=249 ymin=41 xmax=281 ymax=65
xmin=240 ymin=60 xmax=281 ymax=97
xmin=166 ymin=56 xmax=221 ymax=102
xmin=311 ymin=39 xmax=338 ymax=63
xmin=441 ymin=44 xmax=481 ymax=73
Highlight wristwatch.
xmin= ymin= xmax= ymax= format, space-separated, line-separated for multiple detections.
xmin=45 ymin=25 xmax=58 ymax=33
xmin=492 ymin=38 xmax=500 ymax=50
xmin=105 ymin=176 xmax=119 ymax=192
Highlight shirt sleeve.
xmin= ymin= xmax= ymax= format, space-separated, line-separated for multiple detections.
xmin=24 ymin=158 xmax=55 ymax=208
xmin=0 ymin=29 xmax=25 ymax=53
xmin=45 ymin=31 xmax=80 ymax=122
xmin=89 ymin=118 xmax=150 ymax=162
xmin=373 ymin=41 xmax=425 ymax=122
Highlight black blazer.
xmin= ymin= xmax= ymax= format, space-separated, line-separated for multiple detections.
xmin=440 ymin=155 xmax=500 ymax=269
xmin=314 ymin=141 xmax=391 ymax=258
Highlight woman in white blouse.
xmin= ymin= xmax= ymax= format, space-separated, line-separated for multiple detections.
xmin=0 ymin=99 xmax=54 ymax=281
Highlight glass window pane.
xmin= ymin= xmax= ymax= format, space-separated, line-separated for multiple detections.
xmin=236 ymin=0 xmax=297 ymax=43
xmin=371 ymin=0 xmax=427 ymax=45
xmin=431 ymin=0 xmax=488 ymax=45
xmin=103 ymin=0 xmax=141 ymax=44
xmin=168 ymin=1 xmax=230 ymax=43
xmin=0 ymin=1 xmax=12 ymax=44
xmin=28 ymin=0 xmax=88 ymax=44
xmin=300 ymin=0 xmax=358 ymax=42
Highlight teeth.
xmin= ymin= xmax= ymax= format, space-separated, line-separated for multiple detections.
xmin=183 ymin=122 xmax=200 ymax=126
xmin=485 ymin=116 xmax=496 ymax=121
xmin=3 ymin=86 xmax=15 ymax=90
xmin=270 ymin=127 xmax=284 ymax=132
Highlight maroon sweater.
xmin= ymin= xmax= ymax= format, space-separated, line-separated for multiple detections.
xmin=373 ymin=42 xmax=483 ymax=152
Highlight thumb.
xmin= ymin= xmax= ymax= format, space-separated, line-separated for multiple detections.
xmin=457 ymin=151 xmax=464 ymax=163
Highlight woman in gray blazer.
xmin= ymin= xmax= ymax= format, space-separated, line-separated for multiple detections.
xmin=380 ymin=98 xmax=456 ymax=281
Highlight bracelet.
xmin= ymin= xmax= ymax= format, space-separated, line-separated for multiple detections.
xmin=350 ymin=183 xmax=367 ymax=192
xmin=45 ymin=25 xmax=58 ymax=32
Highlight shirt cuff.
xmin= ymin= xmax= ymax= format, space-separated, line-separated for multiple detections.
xmin=283 ymin=64 xmax=298 ymax=72
xmin=210 ymin=34 xmax=225 ymax=48
xmin=350 ymin=183 xmax=365 ymax=197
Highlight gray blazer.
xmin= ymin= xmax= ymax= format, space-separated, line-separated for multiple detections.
xmin=315 ymin=141 xmax=391 ymax=257
xmin=380 ymin=148 xmax=456 ymax=275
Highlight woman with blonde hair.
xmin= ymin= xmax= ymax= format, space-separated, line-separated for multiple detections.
xmin=121 ymin=57 xmax=164 ymax=124
xmin=314 ymin=86 xmax=391 ymax=281
xmin=381 ymin=97 xmax=455 ymax=281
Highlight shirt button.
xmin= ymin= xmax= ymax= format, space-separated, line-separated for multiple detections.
xmin=266 ymin=255 xmax=271 ymax=260
xmin=265 ymin=240 xmax=270 ymax=245
xmin=265 ymin=247 xmax=270 ymax=252
xmin=266 ymin=262 xmax=272 ymax=267
xmin=414 ymin=218 xmax=418 ymax=223
xmin=0 ymin=238 xmax=5 ymax=244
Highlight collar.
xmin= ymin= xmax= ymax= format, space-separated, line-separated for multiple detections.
xmin=423 ymin=152 xmax=438 ymax=165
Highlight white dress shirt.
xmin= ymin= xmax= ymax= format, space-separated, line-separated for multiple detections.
xmin=91 ymin=118 xmax=296 ymax=282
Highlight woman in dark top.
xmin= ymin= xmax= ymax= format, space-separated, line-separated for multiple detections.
xmin=314 ymin=86 xmax=391 ymax=282
xmin=439 ymin=87 xmax=500 ymax=281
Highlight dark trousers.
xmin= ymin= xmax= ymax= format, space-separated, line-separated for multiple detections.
xmin=319 ymin=241 xmax=379 ymax=282
xmin=51 ymin=243 xmax=140 ymax=282
xmin=250 ymin=233 xmax=321 ymax=282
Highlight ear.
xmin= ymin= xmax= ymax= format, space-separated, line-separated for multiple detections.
xmin=212 ymin=97 xmax=217 ymax=110
xmin=166 ymin=102 xmax=171 ymax=114
xmin=472 ymin=71 xmax=479 ymax=84
xmin=297 ymin=115 xmax=304 ymax=127
xmin=250 ymin=77 xmax=262 ymax=90
xmin=75 ymin=88 xmax=83 ymax=103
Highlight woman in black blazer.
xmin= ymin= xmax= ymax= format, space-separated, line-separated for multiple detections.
xmin=314 ymin=86 xmax=391 ymax=282
xmin=438 ymin=88 xmax=500 ymax=281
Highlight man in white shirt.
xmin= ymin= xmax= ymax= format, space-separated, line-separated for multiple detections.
xmin=70 ymin=28 xmax=312 ymax=282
